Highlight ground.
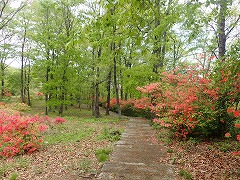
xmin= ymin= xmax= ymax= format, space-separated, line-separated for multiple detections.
xmin=158 ymin=127 xmax=240 ymax=179
xmin=0 ymin=100 xmax=240 ymax=180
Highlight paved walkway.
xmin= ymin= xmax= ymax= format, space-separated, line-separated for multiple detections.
xmin=98 ymin=118 xmax=176 ymax=180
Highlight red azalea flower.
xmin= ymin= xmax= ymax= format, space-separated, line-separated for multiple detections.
xmin=224 ymin=132 xmax=231 ymax=138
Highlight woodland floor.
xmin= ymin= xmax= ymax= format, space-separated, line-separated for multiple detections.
xmin=0 ymin=101 xmax=240 ymax=180
xmin=159 ymin=129 xmax=240 ymax=180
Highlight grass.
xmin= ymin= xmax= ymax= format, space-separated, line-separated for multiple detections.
xmin=179 ymin=169 xmax=192 ymax=180
xmin=78 ymin=159 xmax=92 ymax=172
xmin=97 ymin=127 xmax=123 ymax=142
xmin=0 ymin=156 xmax=30 ymax=177
xmin=213 ymin=140 xmax=240 ymax=152
xmin=95 ymin=148 xmax=112 ymax=162
xmin=9 ymin=172 xmax=19 ymax=180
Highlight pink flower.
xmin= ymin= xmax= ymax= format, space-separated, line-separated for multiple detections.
xmin=38 ymin=125 xmax=48 ymax=132
xmin=233 ymin=151 xmax=240 ymax=156
xmin=233 ymin=110 xmax=240 ymax=118
xmin=54 ymin=117 xmax=66 ymax=124
xmin=237 ymin=134 xmax=240 ymax=141
xmin=235 ymin=124 xmax=240 ymax=129
xmin=224 ymin=132 xmax=231 ymax=138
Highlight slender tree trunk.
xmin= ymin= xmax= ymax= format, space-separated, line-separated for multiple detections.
xmin=59 ymin=69 xmax=67 ymax=116
xmin=218 ymin=0 xmax=227 ymax=61
xmin=94 ymin=47 xmax=102 ymax=118
xmin=120 ymin=69 xmax=123 ymax=100
xmin=106 ymin=70 xmax=111 ymax=115
xmin=110 ymin=4 xmax=121 ymax=118
xmin=27 ymin=59 xmax=31 ymax=106
xmin=45 ymin=66 xmax=50 ymax=115
xmin=112 ymin=42 xmax=121 ymax=118
xmin=95 ymin=76 xmax=100 ymax=118
xmin=1 ymin=62 xmax=4 ymax=98
xmin=21 ymin=23 xmax=27 ymax=103
xmin=91 ymin=48 xmax=96 ymax=116
xmin=91 ymin=82 xmax=95 ymax=116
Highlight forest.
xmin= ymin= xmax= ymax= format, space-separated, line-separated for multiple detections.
xmin=0 ymin=0 xmax=240 ymax=179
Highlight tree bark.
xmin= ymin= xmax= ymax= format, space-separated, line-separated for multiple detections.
xmin=105 ymin=70 xmax=111 ymax=115
xmin=94 ymin=47 xmax=102 ymax=118
xmin=20 ymin=20 xmax=27 ymax=103
xmin=26 ymin=58 xmax=31 ymax=106
xmin=112 ymin=42 xmax=121 ymax=118
xmin=218 ymin=0 xmax=227 ymax=61
xmin=45 ymin=66 xmax=50 ymax=115
xmin=1 ymin=61 xmax=5 ymax=98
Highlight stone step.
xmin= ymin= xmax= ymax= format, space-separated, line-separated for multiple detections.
xmin=98 ymin=161 xmax=175 ymax=180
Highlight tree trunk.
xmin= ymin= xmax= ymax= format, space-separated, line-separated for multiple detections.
xmin=20 ymin=23 xmax=27 ymax=103
xmin=218 ymin=0 xmax=227 ymax=61
xmin=59 ymin=69 xmax=67 ymax=116
xmin=95 ymin=77 xmax=100 ymax=118
xmin=1 ymin=62 xmax=4 ymax=98
xmin=112 ymin=42 xmax=121 ymax=118
xmin=27 ymin=58 xmax=31 ymax=106
xmin=91 ymin=82 xmax=95 ymax=116
xmin=94 ymin=47 xmax=102 ymax=118
xmin=106 ymin=70 xmax=111 ymax=115
xmin=45 ymin=66 xmax=50 ymax=115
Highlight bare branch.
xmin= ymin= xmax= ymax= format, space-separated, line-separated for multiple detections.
xmin=0 ymin=1 xmax=27 ymax=30
xmin=226 ymin=15 xmax=240 ymax=37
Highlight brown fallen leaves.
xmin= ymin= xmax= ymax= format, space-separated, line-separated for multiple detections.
xmin=165 ymin=139 xmax=240 ymax=180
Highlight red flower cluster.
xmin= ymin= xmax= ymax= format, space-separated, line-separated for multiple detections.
xmin=54 ymin=117 xmax=66 ymax=124
xmin=136 ymin=64 xmax=239 ymax=139
xmin=0 ymin=112 xmax=49 ymax=157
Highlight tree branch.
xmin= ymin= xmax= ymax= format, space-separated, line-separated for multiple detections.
xmin=0 ymin=2 xmax=27 ymax=30
xmin=226 ymin=15 xmax=240 ymax=37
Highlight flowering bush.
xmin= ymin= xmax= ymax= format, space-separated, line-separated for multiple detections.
xmin=0 ymin=102 xmax=67 ymax=157
xmin=54 ymin=117 xmax=66 ymax=124
xmin=108 ymin=98 xmax=151 ymax=118
xmin=0 ymin=111 xmax=48 ymax=157
xmin=136 ymin=63 xmax=239 ymax=139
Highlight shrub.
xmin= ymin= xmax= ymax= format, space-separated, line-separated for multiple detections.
xmin=136 ymin=62 xmax=239 ymax=139
xmin=0 ymin=111 xmax=48 ymax=157
xmin=108 ymin=98 xmax=152 ymax=118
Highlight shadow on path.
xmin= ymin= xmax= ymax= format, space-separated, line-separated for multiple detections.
xmin=98 ymin=118 xmax=176 ymax=180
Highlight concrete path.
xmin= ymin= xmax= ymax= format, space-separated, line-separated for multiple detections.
xmin=98 ymin=118 xmax=176 ymax=180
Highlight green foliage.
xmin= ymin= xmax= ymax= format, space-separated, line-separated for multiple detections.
xmin=214 ymin=141 xmax=240 ymax=152
xmin=97 ymin=127 xmax=122 ymax=142
xmin=179 ymin=169 xmax=192 ymax=180
xmin=0 ymin=164 xmax=8 ymax=177
xmin=9 ymin=172 xmax=19 ymax=180
xmin=95 ymin=148 xmax=112 ymax=162
xmin=5 ymin=68 xmax=21 ymax=96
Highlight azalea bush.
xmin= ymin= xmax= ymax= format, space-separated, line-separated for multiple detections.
xmin=0 ymin=106 xmax=67 ymax=158
xmin=0 ymin=112 xmax=49 ymax=157
xmin=136 ymin=61 xmax=239 ymax=139
xmin=108 ymin=98 xmax=151 ymax=118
